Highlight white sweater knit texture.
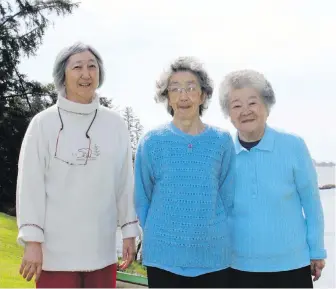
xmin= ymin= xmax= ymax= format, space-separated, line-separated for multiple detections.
xmin=16 ymin=94 xmax=141 ymax=271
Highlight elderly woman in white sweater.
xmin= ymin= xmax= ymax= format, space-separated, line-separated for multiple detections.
xmin=16 ymin=42 xmax=141 ymax=288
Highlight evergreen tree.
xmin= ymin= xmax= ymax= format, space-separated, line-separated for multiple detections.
xmin=0 ymin=0 xmax=79 ymax=214
xmin=121 ymin=106 xmax=144 ymax=161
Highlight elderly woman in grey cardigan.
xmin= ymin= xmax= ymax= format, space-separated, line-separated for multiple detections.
xmin=218 ymin=69 xmax=326 ymax=288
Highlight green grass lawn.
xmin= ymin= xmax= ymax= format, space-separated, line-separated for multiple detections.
xmin=0 ymin=212 xmax=146 ymax=288
xmin=0 ymin=212 xmax=34 ymax=288
xmin=117 ymin=258 xmax=147 ymax=277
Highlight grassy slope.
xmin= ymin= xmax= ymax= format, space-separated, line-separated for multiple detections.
xmin=0 ymin=212 xmax=34 ymax=288
xmin=0 ymin=213 xmax=146 ymax=288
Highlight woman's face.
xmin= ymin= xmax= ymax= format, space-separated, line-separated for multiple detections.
xmin=167 ymin=71 xmax=204 ymax=121
xmin=64 ymin=50 xmax=99 ymax=104
xmin=228 ymin=87 xmax=268 ymax=137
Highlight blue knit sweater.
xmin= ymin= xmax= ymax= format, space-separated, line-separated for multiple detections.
xmin=134 ymin=122 xmax=236 ymax=276
xmin=231 ymin=125 xmax=327 ymax=272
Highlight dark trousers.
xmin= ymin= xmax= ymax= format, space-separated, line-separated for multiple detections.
xmin=229 ymin=265 xmax=313 ymax=288
xmin=146 ymin=266 xmax=230 ymax=288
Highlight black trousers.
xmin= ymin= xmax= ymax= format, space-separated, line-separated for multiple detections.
xmin=146 ymin=266 xmax=230 ymax=288
xmin=229 ymin=265 xmax=313 ymax=288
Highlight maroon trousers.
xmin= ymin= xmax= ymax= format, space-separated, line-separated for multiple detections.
xmin=36 ymin=264 xmax=117 ymax=288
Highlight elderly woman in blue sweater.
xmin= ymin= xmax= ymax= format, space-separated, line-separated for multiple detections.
xmin=134 ymin=57 xmax=235 ymax=288
xmin=218 ymin=69 xmax=327 ymax=288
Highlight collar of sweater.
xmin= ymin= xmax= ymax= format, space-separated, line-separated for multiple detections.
xmin=56 ymin=94 xmax=99 ymax=115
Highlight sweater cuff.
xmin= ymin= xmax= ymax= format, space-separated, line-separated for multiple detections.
xmin=17 ymin=225 xmax=44 ymax=246
xmin=121 ymin=221 xmax=141 ymax=239
xmin=310 ymin=248 xmax=327 ymax=260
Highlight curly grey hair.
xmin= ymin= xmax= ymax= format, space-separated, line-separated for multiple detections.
xmin=218 ymin=69 xmax=276 ymax=117
xmin=155 ymin=57 xmax=213 ymax=116
xmin=52 ymin=42 xmax=105 ymax=96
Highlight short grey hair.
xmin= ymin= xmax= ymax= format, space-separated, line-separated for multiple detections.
xmin=219 ymin=69 xmax=276 ymax=117
xmin=52 ymin=42 xmax=105 ymax=95
xmin=155 ymin=56 xmax=213 ymax=116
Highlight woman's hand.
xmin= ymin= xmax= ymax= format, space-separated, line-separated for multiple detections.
xmin=119 ymin=237 xmax=136 ymax=270
xmin=20 ymin=242 xmax=43 ymax=282
xmin=310 ymin=259 xmax=325 ymax=281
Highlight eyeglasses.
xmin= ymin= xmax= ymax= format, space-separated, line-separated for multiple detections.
xmin=167 ymin=85 xmax=199 ymax=94
xmin=54 ymin=108 xmax=97 ymax=166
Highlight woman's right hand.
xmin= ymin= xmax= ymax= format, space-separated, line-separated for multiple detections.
xmin=20 ymin=242 xmax=43 ymax=282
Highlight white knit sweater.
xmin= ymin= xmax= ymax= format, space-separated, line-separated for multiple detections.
xmin=16 ymin=94 xmax=141 ymax=271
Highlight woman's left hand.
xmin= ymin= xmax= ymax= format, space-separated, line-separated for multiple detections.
xmin=310 ymin=259 xmax=325 ymax=281
xmin=119 ymin=237 xmax=136 ymax=270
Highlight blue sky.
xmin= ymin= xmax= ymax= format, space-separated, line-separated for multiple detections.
xmin=19 ymin=0 xmax=336 ymax=162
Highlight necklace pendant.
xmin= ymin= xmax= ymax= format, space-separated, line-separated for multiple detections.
xmin=188 ymin=143 xmax=193 ymax=152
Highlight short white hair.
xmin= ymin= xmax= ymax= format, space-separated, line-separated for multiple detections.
xmin=219 ymin=69 xmax=276 ymax=117
xmin=155 ymin=56 xmax=214 ymax=116
xmin=52 ymin=42 xmax=105 ymax=95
